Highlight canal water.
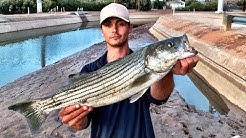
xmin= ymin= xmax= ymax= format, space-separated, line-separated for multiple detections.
xmin=0 ymin=24 xmax=229 ymax=116
xmin=0 ymin=26 xmax=104 ymax=88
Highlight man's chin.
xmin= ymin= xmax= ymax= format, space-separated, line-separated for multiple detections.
xmin=109 ymin=41 xmax=125 ymax=47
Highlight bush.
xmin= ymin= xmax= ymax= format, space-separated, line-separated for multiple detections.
xmin=153 ymin=0 xmax=165 ymax=9
xmin=56 ymin=0 xmax=81 ymax=11
xmin=188 ymin=1 xmax=204 ymax=11
xmin=0 ymin=0 xmax=150 ymax=14
xmin=237 ymin=0 xmax=244 ymax=6
xmin=43 ymin=0 xmax=56 ymax=12
xmin=0 ymin=0 xmax=36 ymax=14
xmin=180 ymin=0 xmax=218 ymax=11
xmin=80 ymin=2 xmax=110 ymax=11
xmin=203 ymin=1 xmax=217 ymax=11
xmin=23 ymin=0 xmax=36 ymax=13
xmin=140 ymin=0 xmax=151 ymax=11
xmin=55 ymin=0 xmax=110 ymax=11
xmin=0 ymin=0 xmax=15 ymax=14
xmin=126 ymin=0 xmax=136 ymax=9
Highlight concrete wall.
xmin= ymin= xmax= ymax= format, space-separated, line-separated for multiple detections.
xmin=0 ymin=16 xmax=82 ymax=43
xmin=149 ymin=18 xmax=246 ymax=112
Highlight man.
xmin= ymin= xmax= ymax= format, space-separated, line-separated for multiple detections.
xmin=59 ymin=3 xmax=198 ymax=138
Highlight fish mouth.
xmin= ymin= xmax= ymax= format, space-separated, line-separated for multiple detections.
xmin=179 ymin=47 xmax=198 ymax=59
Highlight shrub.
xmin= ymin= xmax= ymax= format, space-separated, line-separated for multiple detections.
xmin=56 ymin=0 xmax=81 ymax=11
xmin=80 ymin=2 xmax=110 ymax=11
xmin=43 ymin=0 xmax=56 ymax=12
xmin=188 ymin=1 xmax=204 ymax=11
xmin=180 ymin=0 xmax=218 ymax=11
xmin=203 ymin=1 xmax=217 ymax=11
xmin=0 ymin=0 xmax=15 ymax=14
xmin=140 ymin=0 xmax=151 ymax=11
xmin=153 ymin=0 xmax=165 ymax=9
xmin=0 ymin=0 xmax=37 ymax=14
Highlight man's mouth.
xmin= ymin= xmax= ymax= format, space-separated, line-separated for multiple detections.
xmin=111 ymin=35 xmax=121 ymax=40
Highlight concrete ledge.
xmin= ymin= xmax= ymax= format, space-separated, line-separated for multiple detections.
xmin=0 ymin=17 xmax=82 ymax=34
xmin=149 ymin=17 xmax=246 ymax=112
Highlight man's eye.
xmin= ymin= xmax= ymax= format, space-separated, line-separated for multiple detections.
xmin=118 ymin=22 xmax=127 ymax=26
xmin=104 ymin=23 xmax=111 ymax=27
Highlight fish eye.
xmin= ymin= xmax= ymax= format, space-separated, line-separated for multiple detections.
xmin=167 ymin=42 xmax=174 ymax=48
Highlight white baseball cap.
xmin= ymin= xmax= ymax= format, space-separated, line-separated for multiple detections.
xmin=100 ymin=3 xmax=130 ymax=24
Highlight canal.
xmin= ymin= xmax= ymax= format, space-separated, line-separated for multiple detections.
xmin=0 ymin=23 xmax=230 ymax=116
xmin=0 ymin=25 xmax=104 ymax=88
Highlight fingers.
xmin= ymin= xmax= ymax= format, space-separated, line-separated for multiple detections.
xmin=185 ymin=57 xmax=195 ymax=73
xmin=67 ymin=108 xmax=91 ymax=130
xmin=59 ymin=104 xmax=93 ymax=130
xmin=192 ymin=56 xmax=199 ymax=67
xmin=59 ymin=104 xmax=80 ymax=116
xmin=172 ymin=56 xmax=199 ymax=75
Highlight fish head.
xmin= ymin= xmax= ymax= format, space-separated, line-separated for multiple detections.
xmin=177 ymin=34 xmax=198 ymax=59
xmin=145 ymin=34 xmax=197 ymax=72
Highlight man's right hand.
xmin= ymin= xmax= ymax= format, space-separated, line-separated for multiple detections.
xmin=59 ymin=105 xmax=93 ymax=131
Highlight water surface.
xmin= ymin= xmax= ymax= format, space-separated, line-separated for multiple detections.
xmin=0 ymin=27 xmax=104 ymax=87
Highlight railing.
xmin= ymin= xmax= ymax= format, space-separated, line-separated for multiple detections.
xmin=223 ymin=13 xmax=246 ymax=31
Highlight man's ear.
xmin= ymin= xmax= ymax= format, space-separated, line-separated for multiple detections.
xmin=100 ymin=28 xmax=104 ymax=36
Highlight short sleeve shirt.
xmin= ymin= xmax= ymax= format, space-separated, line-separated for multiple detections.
xmin=80 ymin=50 xmax=169 ymax=138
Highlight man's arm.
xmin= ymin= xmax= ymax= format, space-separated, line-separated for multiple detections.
xmin=150 ymin=56 xmax=199 ymax=100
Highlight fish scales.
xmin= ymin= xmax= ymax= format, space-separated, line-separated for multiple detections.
xmin=8 ymin=34 xmax=198 ymax=134
xmin=42 ymin=48 xmax=147 ymax=111
xmin=52 ymin=49 xmax=143 ymax=101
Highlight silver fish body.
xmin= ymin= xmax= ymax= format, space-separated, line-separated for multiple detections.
xmin=8 ymin=34 xmax=197 ymax=133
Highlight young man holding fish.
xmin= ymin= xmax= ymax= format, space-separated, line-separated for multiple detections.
xmin=60 ymin=3 xmax=198 ymax=138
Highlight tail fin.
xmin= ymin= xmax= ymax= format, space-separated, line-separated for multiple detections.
xmin=8 ymin=100 xmax=47 ymax=134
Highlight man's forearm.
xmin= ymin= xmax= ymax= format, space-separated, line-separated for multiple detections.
xmin=150 ymin=72 xmax=174 ymax=100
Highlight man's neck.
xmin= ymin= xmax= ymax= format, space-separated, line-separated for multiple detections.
xmin=106 ymin=44 xmax=130 ymax=63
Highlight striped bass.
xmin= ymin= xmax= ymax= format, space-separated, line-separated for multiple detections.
xmin=8 ymin=34 xmax=197 ymax=134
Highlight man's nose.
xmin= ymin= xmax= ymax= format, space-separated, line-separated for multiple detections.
xmin=111 ymin=24 xmax=118 ymax=33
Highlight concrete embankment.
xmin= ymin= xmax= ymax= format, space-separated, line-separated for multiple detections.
xmin=0 ymin=11 xmax=162 ymax=43
xmin=0 ymin=13 xmax=83 ymax=43
xmin=149 ymin=12 xmax=246 ymax=112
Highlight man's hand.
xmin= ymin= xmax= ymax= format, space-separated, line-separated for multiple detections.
xmin=59 ymin=105 xmax=93 ymax=131
xmin=172 ymin=56 xmax=199 ymax=75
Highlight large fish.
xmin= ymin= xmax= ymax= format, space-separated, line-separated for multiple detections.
xmin=8 ymin=34 xmax=197 ymax=134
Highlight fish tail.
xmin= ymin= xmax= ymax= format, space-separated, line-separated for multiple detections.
xmin=8 ymin=100 xmax=47 ymax=134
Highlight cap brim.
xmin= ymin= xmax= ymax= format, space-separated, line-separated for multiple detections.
xmin=100 ymin=16 xmax=130 ymax=24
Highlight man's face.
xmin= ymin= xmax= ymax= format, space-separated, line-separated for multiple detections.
xmin=100 ymin=17 xmax=132 ymax=47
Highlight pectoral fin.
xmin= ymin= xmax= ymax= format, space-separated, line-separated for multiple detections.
xmin=129 ymin=88 xmax=148 ymax=103
xmin=131 ymin=73 xmax=151 ymax=87
xmin=128 ymin=73 xmax=151 ymax=103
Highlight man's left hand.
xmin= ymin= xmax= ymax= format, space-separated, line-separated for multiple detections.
xmin=172 ymin=56 xmax=199 ymax=75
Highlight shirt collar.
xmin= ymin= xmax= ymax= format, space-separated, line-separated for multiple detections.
xmin=98 ymin=49 xmax=133 ymax=67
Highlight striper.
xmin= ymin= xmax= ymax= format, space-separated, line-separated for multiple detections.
xmin=8 ymin=34 xmax=197 ymax=134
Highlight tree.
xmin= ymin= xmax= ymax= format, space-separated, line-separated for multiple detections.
xmin=135 ymin=0 xmax=140 ymax=10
